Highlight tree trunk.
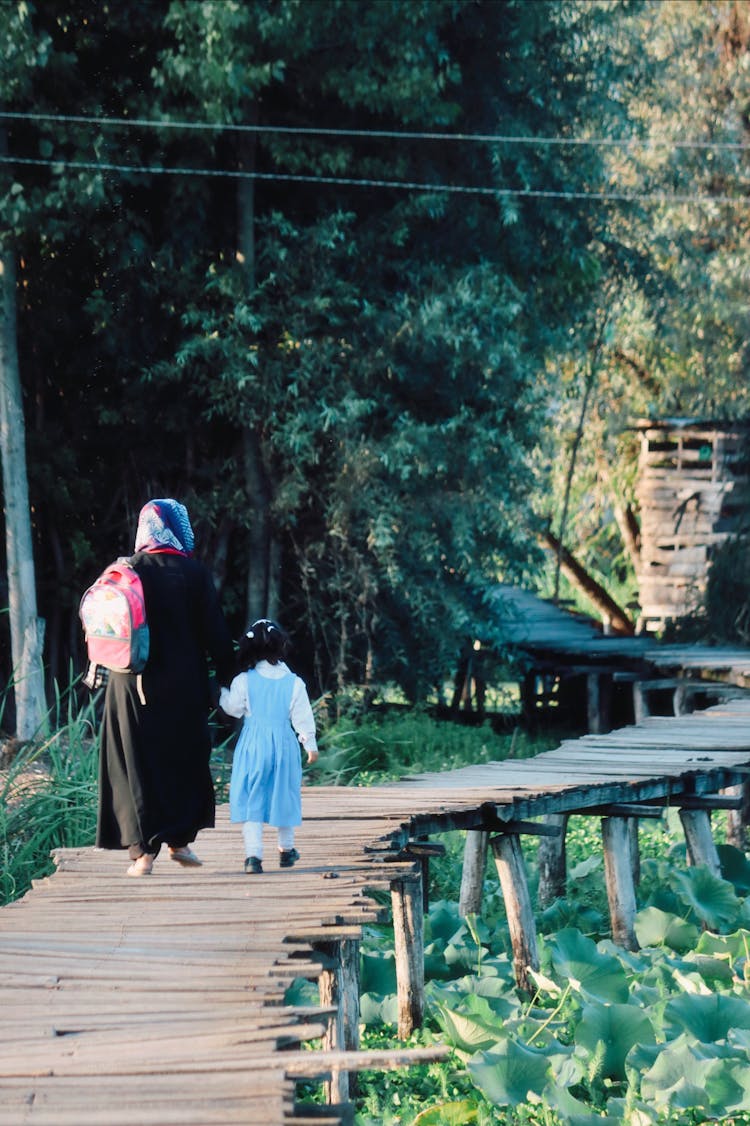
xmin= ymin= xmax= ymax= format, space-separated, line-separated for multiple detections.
xmin=237 ymin=124 xmax=281 ymax=622
xmin=540 ymin=530 xmax=635 ymax=635
xmin=0 ymin=236 xmax=46 ymax=739
xmin=596 ymin=451 xmax=641 ymax=571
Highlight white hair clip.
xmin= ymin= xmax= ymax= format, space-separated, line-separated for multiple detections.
xmin=245 ymin=630 xmax=255 ymax=639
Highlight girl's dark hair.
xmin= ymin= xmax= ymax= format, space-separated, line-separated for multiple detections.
xmin=237 ymin=619 xmax=290 ymax=670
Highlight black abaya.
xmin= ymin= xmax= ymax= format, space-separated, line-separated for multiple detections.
xmin=96 ymin=551 xmax=234 ymax=853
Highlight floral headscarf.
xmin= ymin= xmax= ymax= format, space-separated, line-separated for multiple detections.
xmin=134 ymin=499 xmax=195 ymax=555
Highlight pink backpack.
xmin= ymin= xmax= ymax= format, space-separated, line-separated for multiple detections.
xmin=79 ymin=558 xmax=150 ymax=673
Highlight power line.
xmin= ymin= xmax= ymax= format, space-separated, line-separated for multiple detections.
xmin=0 ymin=109 xmax=748 ymax=152
xmin=0 ymin=152 xmax=747 ymax=207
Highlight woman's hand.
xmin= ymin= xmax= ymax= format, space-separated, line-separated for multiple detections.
xmin=306 ymin=747 xmax=319 ymax=764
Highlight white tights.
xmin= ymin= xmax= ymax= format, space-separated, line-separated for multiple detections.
xmin=242 ymin=821 xmax=295 ymax=860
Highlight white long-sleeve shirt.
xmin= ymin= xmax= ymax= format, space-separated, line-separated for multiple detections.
xmin=219 ymin=660 xmax=318 ymax=753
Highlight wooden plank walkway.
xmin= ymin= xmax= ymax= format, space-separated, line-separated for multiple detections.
xmin=488 ymin=583 xmax=750 ymax=685
xmin=3 ymin=699 xmax=750 ymax=1125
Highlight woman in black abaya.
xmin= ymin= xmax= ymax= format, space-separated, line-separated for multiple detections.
xmin=96 ymin=498 xmax=234 ymax=876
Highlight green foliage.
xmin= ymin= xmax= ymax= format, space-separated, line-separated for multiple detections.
xmin=314 ymin=709 xmax=551 ymax=787
xmin=0 ymin=689 xmax=99 ymax=904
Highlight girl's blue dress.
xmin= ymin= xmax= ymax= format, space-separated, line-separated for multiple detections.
xmin=229 ymin=669 xmax=303 ymax=827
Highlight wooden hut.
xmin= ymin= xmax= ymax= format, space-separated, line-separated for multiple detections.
xmin=635 ymin=418 xmax=750 ymax=632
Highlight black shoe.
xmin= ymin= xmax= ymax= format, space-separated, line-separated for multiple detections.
xmin=279 ymin=848 xmax=299 ymax=869
xmin=244 ymin=856 xmax=263 ymax=874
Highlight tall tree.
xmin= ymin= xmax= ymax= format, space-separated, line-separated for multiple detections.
xmin=0 ymin=5 xmax=51 ymax=737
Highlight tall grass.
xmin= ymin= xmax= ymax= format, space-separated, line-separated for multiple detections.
xmin=0 ymin=683 xmax=100 ymax=905
xmin=312 ymin=707 xmax=559 ymax=787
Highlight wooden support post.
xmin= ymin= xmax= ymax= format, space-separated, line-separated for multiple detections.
xmin=587 ymin=673 xmax=612 ymax=734
xmin=419 ymin=854 xmax=430 ymax=912
xmin=673 ymin=680 xmax=692 ymax=717
xmin=633 ymin=680 xmax=650 ymax=724
xmin=628 ymin=817 xmax=641 ymax=888
xmin=602 ymin=817 xmax=639 ymax=950
xmin=489 ymin=833 xmax=539 ymax=992
xmin=459 ymin=830 xmax=489 ymax=917
xmin=316 ymin=938 xmax=361 ymax=1103
xmin=391 ymin=871 xmax=424 ymax=1039
xmin=680 ymin=808 xmax=721 ymax=877
xmin=725 ymin=781 xmax=750 ymax=850
xmin=537 ymin=814 xmax=568 ymax=908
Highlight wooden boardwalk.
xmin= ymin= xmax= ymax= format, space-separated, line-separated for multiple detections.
xmin=3 ymin=699 xmax=750 ymax=1124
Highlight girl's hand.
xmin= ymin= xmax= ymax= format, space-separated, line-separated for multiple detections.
xmin=306 ymin=748 xmax=319 ymax=764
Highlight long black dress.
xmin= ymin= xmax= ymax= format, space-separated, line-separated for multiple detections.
xmin=96 ymin=551 xmax=234 ymax=853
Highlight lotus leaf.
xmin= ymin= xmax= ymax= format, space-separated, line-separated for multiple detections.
xmin=695 ymin=928 xmax=750 ymax=969
xmin=444 ymin=939 xmax=488 ymax=974
xmin=597 ymin=938 xmax=649 ymax=974
xmin=526 ymin=965 xmax=564 ymax=996
xmin=360 ymin=949 xmax=397 ymax=996
xmin=544 ymin=1083 xmax=623 ymax=1125
xmin=735 ymin=897 xmax=750 ymax=930
xmin=539 ymin=897 xmax=605 ymax=935
xmin=574 ymin=1001 xmax=656 ymax=1080
xmin=426 ymin=900 xmax=463 ymax=944
xmin=669 ymin=866 xmax=741 ymax=931
xmin=424 ymin=944 xmax=455 ymax=982
xmin=550 ymin=928 xmax=629 ymax=1003
xmin=435 ymin=1002 xmax=506 ymax=1054
xmin=682 ymin=952 xmax=734 ymax=985
xmin=664 ymin=992 xmax=750 ymax=1042
xmin=634 ymin=905 xmax=699 ymax=952
xmin=729 ymin=1026 xmax=750 ymax=1051
xmin=360 ymin=990 xmax=399 ymax=1026
xmin=669 ymin=966 xmax=714 ymax=996
xmin=704 ymin=1052 xmax=750 ymax=1112
xmin=626 ymin=1039 xmax=662 ymax=1081
xmin=467 ymin=1038 xmax=551 ymax=1107
xmin=639 ymin=1034 xmax=723 ymax=1110
xmin=451 ymin=973 xmax=521 ymax=1017
xmin=718 ymin=844 xmax=750 ymax=896
xmin=606 ymin=1096 xmax=660 ymax=1125
xmin=569 ymin=855 xmax=602 ymax=880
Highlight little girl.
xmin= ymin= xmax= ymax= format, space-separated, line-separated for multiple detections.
xmin=220 ymin=619 xmax=318 ymax=874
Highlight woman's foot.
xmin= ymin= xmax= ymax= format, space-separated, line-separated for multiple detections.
xmin=126 ymin=853 xmax=154 ymax=877
xmin=244 ymin=856 xmax=263 ymax=874
xmin=168 ymin=846 xmax=202 ymax=867
xmin=279 ymin=848 xmax=299 ymax=869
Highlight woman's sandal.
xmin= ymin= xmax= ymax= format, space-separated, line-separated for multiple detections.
xmin=126 ymin=853 xmax=154 ymax=877
xmin=168 ymin=846 xmax=203 ymax=867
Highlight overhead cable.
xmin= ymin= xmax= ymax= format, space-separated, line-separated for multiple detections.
xmin=0 ymin=152 xmax=746 ymax=207
xmin=0 ymin=109 xmax=748 ymax=152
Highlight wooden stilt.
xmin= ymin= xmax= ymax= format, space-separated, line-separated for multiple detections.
xmin=628 ymin=817 xmax=640 ymax=887
xmin=537 ymin=814 xmax=568 ymax=907
xmin=587 ymin=673 xmax=612 ymax=734
xmin=459 ymin=830 xmax=489 ymax=917
xmin=725 ymin=780 xmax=750 ymax=850
xmin=391 ymin=871 xmax=424 ymax=1039
xmin=673 ymin=680 xmax=693 ymax=716
xmin=489 ymin=833 xmax=539 ymax=992
xmin=633 ymin=680 xmax=650 ymax=724
xmin=601 ymin=817 xmax=639 ymax=950
xmin=316 ymin=938 xmax=361 ymax=1103
xmin=587 ymin=673 xmax=601 ymax=733
xmin=679 ymin=808 xmax=721 ymax=877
